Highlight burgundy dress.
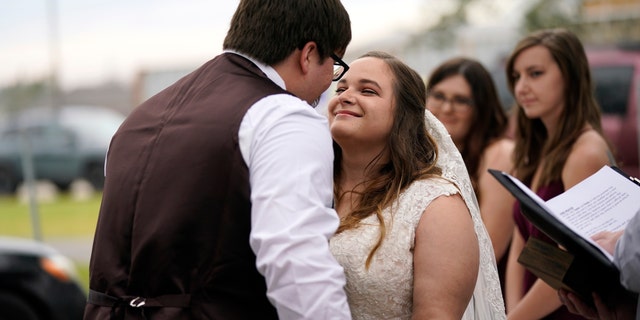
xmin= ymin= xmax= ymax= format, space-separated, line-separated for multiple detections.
xmin=513 ymin=180 xmax=586 ymax=319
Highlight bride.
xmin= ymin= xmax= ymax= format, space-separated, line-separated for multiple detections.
xmin=327 ymin=51 xmax=505 ymax=319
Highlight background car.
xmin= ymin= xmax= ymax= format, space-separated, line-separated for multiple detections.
xmin=0 ymin=236 xmax=86 ymax=320
xmin=0 ymin=105 xmax=125 ymax=193
xmin=588 ymin=48 xmax=640 ymax=178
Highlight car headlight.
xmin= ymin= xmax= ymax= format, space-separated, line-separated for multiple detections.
xmin=39 ymin=253 xmax=80 ymax=283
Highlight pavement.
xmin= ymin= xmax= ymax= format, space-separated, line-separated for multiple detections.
xmin=45 ymin=236 xmax=93 ymax=265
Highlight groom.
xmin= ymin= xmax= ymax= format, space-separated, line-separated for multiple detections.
xmin=84 ymin=0 xmax=353 ymax=319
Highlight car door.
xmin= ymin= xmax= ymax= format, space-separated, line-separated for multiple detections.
xmin=592 ymin=63 xmax=638 ymax=178
xmin=25 ymin=124 xmax=79 ymax=186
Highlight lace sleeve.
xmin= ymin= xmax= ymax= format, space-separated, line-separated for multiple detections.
xmin=425 ymin=110 xmax=506 ymax=319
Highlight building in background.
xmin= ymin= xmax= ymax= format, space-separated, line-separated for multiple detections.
xmin=131 ymin=67 xmax=195 ymax=107
xmin=579 ymin=0 xmax=640 ymax=46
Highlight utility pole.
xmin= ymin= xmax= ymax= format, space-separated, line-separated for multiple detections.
xmin=24 ymin=0 xmax=62 ymax=241
xmin=48 ymin=0 xmax=61 ymax=112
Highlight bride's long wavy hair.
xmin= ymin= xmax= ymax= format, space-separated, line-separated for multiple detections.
xmin=333 ymin=51 xmax=442 ymax=268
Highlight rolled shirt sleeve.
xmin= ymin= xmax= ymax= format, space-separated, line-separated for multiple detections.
xmin=239 ymin=93 xmax=351 ymax=320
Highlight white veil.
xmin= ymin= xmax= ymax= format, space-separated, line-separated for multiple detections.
xmin=425 ymin=110 xmax=507 ymax=319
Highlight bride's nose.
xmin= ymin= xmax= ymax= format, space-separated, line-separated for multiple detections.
xmin=337 ymin=89 xmax=354 ymax=105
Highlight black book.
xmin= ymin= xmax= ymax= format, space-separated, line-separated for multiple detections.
xmin=489 ymin=165 xmax=640 ymax=304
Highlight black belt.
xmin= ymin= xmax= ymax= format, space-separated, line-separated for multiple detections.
xmin=88 ymin=289 xmax=191 ymax=319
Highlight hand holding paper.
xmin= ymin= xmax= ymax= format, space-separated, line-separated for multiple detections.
xmin=503 ymin=165 xmax=640 ymax=262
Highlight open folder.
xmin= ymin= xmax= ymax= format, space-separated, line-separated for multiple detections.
xmin=489 ymin=165 xmax=640 ymax=302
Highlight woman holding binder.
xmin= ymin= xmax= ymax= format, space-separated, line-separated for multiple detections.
xmin=504 ymin=28 xmax=614 ymax=319
xmin=559 ymin=208 xmax=640 ymax=319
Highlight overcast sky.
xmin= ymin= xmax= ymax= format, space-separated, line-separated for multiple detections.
xmin=0 ymin=0 xmax=522 ymax=90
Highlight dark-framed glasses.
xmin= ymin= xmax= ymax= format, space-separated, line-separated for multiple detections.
xmin=331 ymin=53 xmax=349 ymax=81
xmin=426 ymin=92 xmax=474 ymax=112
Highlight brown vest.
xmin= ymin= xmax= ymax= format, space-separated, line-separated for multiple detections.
xmin=85 ymin=53 xmax=288 ymax=319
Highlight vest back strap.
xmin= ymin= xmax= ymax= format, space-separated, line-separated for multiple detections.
xmin=88 ymin=289 xmax=191 ymax=319
xmin=88 ymin=289 xmax=192 ymax=308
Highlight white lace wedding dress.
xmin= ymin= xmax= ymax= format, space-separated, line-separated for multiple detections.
xmin=329 ymin=111 xmax=506 ymax=319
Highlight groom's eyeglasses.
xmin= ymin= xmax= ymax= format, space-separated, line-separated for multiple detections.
xmin=331 ymin=53 xmax=349 ymax=81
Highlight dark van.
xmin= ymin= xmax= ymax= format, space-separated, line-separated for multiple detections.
xmin=588 ymin=48 xmax=640 ymax=178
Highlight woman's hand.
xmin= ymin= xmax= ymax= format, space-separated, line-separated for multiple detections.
xmin=591 ymin=229 xmax=624 ymax=255
xmin=559 ymin=289 xmax=637 ymax=320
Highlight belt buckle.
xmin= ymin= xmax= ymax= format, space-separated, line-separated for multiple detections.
xmin=129 ymin=297 xmax=146 ymax=307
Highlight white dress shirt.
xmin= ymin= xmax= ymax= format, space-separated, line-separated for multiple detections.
xmin=233 ymin=51 xmax=351 ymax=320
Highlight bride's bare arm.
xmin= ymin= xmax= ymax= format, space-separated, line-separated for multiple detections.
xmin=412 ymin=193 xmax=479 ymax=319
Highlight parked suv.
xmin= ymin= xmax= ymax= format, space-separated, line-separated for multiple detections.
xmin=0 ymin=105 xmax=125 ymax=193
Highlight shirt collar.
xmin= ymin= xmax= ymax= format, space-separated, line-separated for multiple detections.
xmin=223 ymin=50 xmax=286 ymax=90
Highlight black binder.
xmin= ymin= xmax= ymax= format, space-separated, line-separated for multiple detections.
xmin=488 ymin=167 xmax=637 ymax=304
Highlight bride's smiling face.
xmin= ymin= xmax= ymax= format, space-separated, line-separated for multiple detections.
xmin=328 ymin=57 xmax=396 ymax=150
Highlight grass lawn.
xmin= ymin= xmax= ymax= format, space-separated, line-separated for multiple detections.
xmin=0 ymin=193 xmax=101 ymax=238
xmin=0 ymin=192 xmax=102 ymax=292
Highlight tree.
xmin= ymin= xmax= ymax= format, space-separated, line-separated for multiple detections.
xmin=406 ymin=0 xmax=475 ymax=48
xmin=523 ymin=0 xmax=583 ymax=34
xmin=0 ymin=79 xmax=52 ymax=115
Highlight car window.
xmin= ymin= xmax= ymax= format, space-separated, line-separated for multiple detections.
xmin=0 ymin=129 xmax=22 ymax=152
xmin=591 ymin=65 xmax=634 ymax=116
xmin=0 ymin=126 xmax=73 ymax=153
xmin=60 ymin=107 xmax=125 ymax=148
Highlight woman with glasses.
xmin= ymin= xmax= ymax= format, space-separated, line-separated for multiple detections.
xmin=504 ymin=28 xmax=613 ymax=319
xmin=327 ymin=51 xmax=505 ymax=319
xmin=426 ymin=57 xmax=515 ymax=298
